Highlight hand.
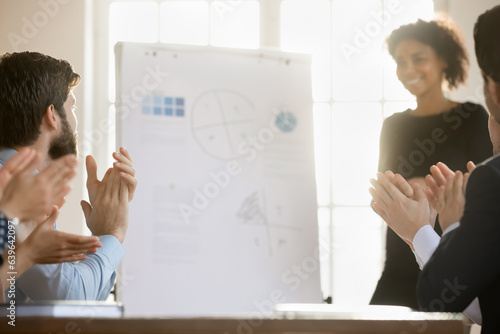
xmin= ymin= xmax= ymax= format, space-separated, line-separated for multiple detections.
xmin=82 ymin=166 xmax=129 ymax=243
xmin=374 ymin=172 xmax=437 ymax=230
xmin=0 ymin=152 xmax=77 ymax=221
xmin=425 ymin=162 xmax=455 ymax=212
xmin=16 ymin=207 xmax=101 ymax=270
xmin=0 ymin=148 xmax=36 ymax=200
xmin=430 ymin=171 xmax=465 ymax=231
xmin=369 ymin=171 xmax=433 ymax=246
xmin=425 ymin=162 xmax=474 ymax=231
xmin=112 ymin=147 xmax=137 ymax=202
xmin=463 ymin=161 xmax=476 ymax=191
xmin=86 ymin=148 xmax=136 ymax=204
xmin=407 ymin=177 xmax=428 ymax=192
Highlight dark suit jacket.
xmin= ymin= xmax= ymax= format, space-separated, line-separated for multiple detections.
xmin=417 ymin=155 xmax=500 ymax=333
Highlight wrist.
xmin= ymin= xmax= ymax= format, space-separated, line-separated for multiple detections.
xmin=13 ymin=242 xmax=35 ymax=276
xmin=109 ymin=231 xmax=125 ymax=243
xmin=92 ymin=230 xmax=125 ymax=244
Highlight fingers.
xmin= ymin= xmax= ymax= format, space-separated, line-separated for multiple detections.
xmin=376 ymin=172 xmax=406 ymax=200
xmin=425 ymin=186 xmax=440 ymax=212
xmin=2 ymin=149 xmax=37 ymax=177
xmin=369 ymin=172 xmax=403 ymax=211
xmin=115 ymin=147 xmax=133 ymax=165
xmin=384 ymin=170 xmax=395 ymax=180
xmin=463 ymin=172 xmax=471 ymax=192
xmin=81 ymin=200 xmax=92 ymax=221
xmin=95 ymin=167 xmax=112 ymax=201
xmin=119 ymin=170 xmax=137 ymax=202
xmin=371 ymin=201 xmax=388 ymax=221
xmin=425 ymin=173 xmax=440 ymax=198
xmin=430 ymin=165 xmax=447 ymax=188
xmin=393 ymin=174 xmax=414 ymax=198
xmin=467 ymin=161 xmax=476 ymax=173
xmin=113 ymin=161 xmax=135 ymax=177
xmin=412 ymin=182 xmax=427 ymax=201
xmin=436 ymin=162 xmax=455 ymax=179
xmin=450 ymin=171 xmax=464 ymax=201
xmin=85 ymin=155 xmax=99 ymax=186
xmin=113 ymin=148 xmax=136 ymax=202
xmin=119 ymin=172 xmax=130 ymax=203
xmin=42 ymin=155 xmax=77 ymax=181
xmin=369 ymin=180 xmax=389 ymax=210
xmin=54 ymin=195 xmax=67 ymax=210
xmin=109 ymin=168 xmax=120 ymax=200
xmin=56 ymin=231 xmax=101 ymax=250
xmin=41 ymin=206 xmax=60 ymax=227
xmin=41 ymin=253 xmax=88 ymax=264
xmin=38 ymin=157 xmax=76 ymax=207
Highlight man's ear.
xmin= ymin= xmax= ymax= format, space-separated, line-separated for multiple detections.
xmin=487 ymin=77 xmax=500 ymax=106
xmin=43 ymin=105 xmax=58 ymax=130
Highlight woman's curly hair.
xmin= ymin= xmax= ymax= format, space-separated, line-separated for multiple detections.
xmin=387 ymin=19 xmax=469 ymax=90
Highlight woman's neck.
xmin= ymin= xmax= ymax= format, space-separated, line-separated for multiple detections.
xmin=413 ymin=88 xmax=450 ymax=116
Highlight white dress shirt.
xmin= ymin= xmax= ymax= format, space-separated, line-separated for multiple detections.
xmin=412 ymin=223 xmax=482 ymax=325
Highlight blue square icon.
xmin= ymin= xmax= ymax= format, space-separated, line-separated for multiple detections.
xmin=175 ymin=98 xmax=184 ymax=106
xmin=154 ymin=107 xmax=162 ymax=115
xmin=165 ymin=108 xmax=173 ymax=116
xmin=154 ymin=96 xmax=162 ymax=105
xmin=164 ymin=97 xmax=173 ymax=105
xmin=176 ymin=108 xmax=184 ymax=117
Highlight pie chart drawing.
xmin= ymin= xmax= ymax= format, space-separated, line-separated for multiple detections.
xmin=191 ymin=90 xmax=256 ymax=161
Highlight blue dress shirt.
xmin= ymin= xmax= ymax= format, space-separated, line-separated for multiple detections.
xmin=0 ymin=148 xmax=125 ymax=301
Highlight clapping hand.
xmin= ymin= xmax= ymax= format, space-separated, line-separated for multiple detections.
xmin=424 ymin=162 xmax=475 ymax=231
xmin=370 ymin=171 xmax=435 ymax=247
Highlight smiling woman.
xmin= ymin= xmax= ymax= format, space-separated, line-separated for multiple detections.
xmin=370 ymin=18 xmax=493 ymax=309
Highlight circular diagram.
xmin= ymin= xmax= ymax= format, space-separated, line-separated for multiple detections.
xmin=191 ymin=90 xmax=256 ymax=161
xmin=274 ymin=111 xmax=297 ymax=133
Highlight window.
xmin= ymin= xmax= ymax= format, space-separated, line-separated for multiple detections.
xmin=96 ymin=0 xmax=433 ymax=305
xmin=281 ymin=0 xmax=433 ymax=304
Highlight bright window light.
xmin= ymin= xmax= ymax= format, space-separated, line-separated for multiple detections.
xmin=313 ymin=103 xmax=332 ymax=207
xmin=331 ymin=207 xmax=383 ymax=305
xmin=108 ymin=2 xmax=159 ymax=102
xmin=331 ymin=0 xmax=384 ymax=101
xmin=160 ymin=1 xmax=209 ymax=45
xmin=281 ymin=0 xmax=331 ymax=102
xmin=210 ymin=0 xmax=260 ymax=49
xmin=331 ymin=102 xmax=382 ymax=206
xmin=281 ymin=0 xmax=434 ymax=303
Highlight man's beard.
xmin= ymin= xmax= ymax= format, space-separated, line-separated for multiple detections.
xmin=48 ymin=116 xmax=78 ymax=160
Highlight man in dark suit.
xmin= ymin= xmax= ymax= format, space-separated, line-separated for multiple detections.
xmin=369 ymin=5 xmax=500 ymax=333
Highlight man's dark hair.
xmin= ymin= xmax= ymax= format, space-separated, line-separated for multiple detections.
xmin=387 ymin=19 xmax=469 ymax=90
xmin=0 ymin=52 xmax=80 ymax=148
xmin=474 ymin=5 xmax=500 ymax=84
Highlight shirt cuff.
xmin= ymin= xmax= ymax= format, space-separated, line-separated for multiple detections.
xmin=97 ymin=235 xmax=125 ymax=269
xmin=442 ymin=222 xmax=460 ymax=236
xmin=412 ymin=225 xmax=441 ymax=269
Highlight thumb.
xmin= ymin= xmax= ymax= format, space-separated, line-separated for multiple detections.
xmin=41 ymin=206 xmax=60 ymax=228
xmin=81 ymin=200 xmax=92 ymax=221
xmin=85 ymin=155 xmax=98 ymax=185
xmin=412 ymin=183 xmax=426 ymax=201
xmin=467 ymin=161 xmax=476 ymax=173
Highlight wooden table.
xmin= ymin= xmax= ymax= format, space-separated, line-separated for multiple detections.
xmin=0 ymin=315 xmax=467 ymax=334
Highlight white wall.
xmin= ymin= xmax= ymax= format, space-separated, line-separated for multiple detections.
xmin=0 ymin=0 xmax=89 ymax=235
